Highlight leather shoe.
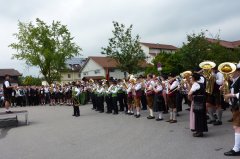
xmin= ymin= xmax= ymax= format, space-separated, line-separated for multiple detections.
xmin=170 ymin=120 xmax=177 ymax=123
xmin=224 ymin=149 xmax=240 ymax=156
xmin=228 ymin=118 xmax=233 ymax=122
xmin=156 ymin=118 xmax=163 ymax=121
xmin=135 ymin=114 xmax=141 ymax=118
xmin=207 ymin=120 xmax=216 ymax=124
xmin=166 ymin=119 xmax=173 ymax=122
xmin=193 ymin=132 xmax=203 ymax=137
xmin=213 ymin=120 xmax=222 ymax=126
xmin=147 ymin=116 xmax=155 ymax=119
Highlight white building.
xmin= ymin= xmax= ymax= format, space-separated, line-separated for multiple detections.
xmin=80 ymin=56 xmax=148 ymax=80
xmin=140 ymin=42 xmax=178 ymax=63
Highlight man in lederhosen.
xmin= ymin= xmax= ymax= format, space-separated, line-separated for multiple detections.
xmin=145 ymin=74 xmax=155 ymax=119
xmin=224 ymin=64 xmax=240 ymax=156
xmin=207 ymin=68 xmax=224 ymax=125
xmin=3 ymin=74 xmax=15 ymax=113
xmin=166 ymin=73 xmax=179 ymax=123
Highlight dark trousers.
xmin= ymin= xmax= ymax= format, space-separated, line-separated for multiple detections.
xmin=73 ymin=106 xmax=80 ymax=116
xmin=92 ymin=93 xmax=97 ymax=109
xmin=97 ymin=96 xmax=104 ymax=112
xmin=16 ymin=96 xmax=23 ymax=106
xmin=123 ymin=94 xmax=128 ymax=112
xmin=117 ymin=93 xmax=125 ymax=111
xmin=106 ymin=95 xmax=112 ymax=113
xmin=112 ymin=96 xmax=118 ymax=114
xmin=141 ymin=92 xmax=147 ymax=110
xmin=176 ymin=92 xmax=183 ymax=112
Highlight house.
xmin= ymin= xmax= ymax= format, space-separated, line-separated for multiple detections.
xmin=207 ymin=38 xmax=240 ymax=49
xmin=80 ymin=56 xmax=148 ymax=80
xmin=0 ymin=69 xmax=22 ymax=86
xmin=60 ymin=57 xmax=87 ymax=84
xmin=140 ymin=42 xmax=178 ymax=63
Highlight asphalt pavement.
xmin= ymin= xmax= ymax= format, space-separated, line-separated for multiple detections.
xmin=0 ymin=104 xmax=236 ymax=159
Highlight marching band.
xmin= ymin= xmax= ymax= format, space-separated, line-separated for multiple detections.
xmin=2 ymin=61 xmax=240 ymax=156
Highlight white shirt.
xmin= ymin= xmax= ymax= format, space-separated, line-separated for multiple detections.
xmin=4 ymin=81 xmax=10 ymax=87
xmin=97 ymin=87 xmax=104 ymax=94
xmin=155 ymin=84 xmax=163 ymax=93
xmin=215 ymin=72 xmax=224 ymax=86
xmin=198 ymin=76 xmax=205 ymax=84
xmin=74 ymin=87 xmax=80 ymax=96
xmin=134 ymin=83 xmax=142 ymax=91
xmin=170 ymin=80 xmax=179 ymax=91
xmin=190 ymin=82 xmax=200 ymax=92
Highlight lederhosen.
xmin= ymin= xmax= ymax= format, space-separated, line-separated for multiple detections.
xmin=133 ymin=83 xmax=142 ymax=108
xmin=3 ymin=80 xmax=12 ymax=102
xmin=231 ymin=77 xmax=240 ymax=127
xmin=153 ymin=85 xmax=164 ymax=112
xmin=167 ymin=80 xmax=177 ymax=109
xmin=127 ymin=84 xmax=134 ymax=105
xmin=146 ymin=81 xmax=154 ymax=109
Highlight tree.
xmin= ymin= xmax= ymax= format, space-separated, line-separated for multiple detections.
xmin=102 ymin=21 xmax=146 ymax=74
xmin=177 ymin=31 xmax=240 ymax=70
xmin=9 ymin=18 xmax=81 ymax=85
xmin=22 ymin=76 xmax=42 ymax=86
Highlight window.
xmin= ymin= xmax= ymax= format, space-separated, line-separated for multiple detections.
xmin=94 ymin=70 xmax=100 ymax=74
xmin=109 ymin=69 xmax=115 ymax=72
xmin=68 ymin=74 xmax=71 ymax=78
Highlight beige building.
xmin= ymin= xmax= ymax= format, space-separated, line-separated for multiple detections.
xmin=140 ymin=42 xmax=178 ymax=63
xmin=60 ymin=58 xmax=87 ymax=84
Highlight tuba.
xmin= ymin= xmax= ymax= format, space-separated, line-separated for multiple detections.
xmin=199 ymin=61 xmax=216 ymax=94
xmin=218 ymin=62 xmax=236 ymax=98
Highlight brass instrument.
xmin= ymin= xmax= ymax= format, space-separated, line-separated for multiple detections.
xmin=218 ymin=62 xmax=236 ymax=98
xmin=122 ymin=79 xmax=128 ymax=89
xmin=199 ymin=61 xmax=216 ymax=94
xmin=167 ymin=70 xmax=192 ymax=94
xmin=89 ymin=78 xmax=94 ymax=83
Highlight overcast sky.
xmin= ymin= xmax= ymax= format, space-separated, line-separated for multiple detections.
xmin=0 ymin=0 xmax=240 ymax=76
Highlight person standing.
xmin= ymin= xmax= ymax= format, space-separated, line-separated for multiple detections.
xmin=166 ymin=74 xmax=179 ymax=123
xmin=3 ymin=74 xmax=15 ymax=113
xmin=224 ymin=64 xmax=240 ymax=156
xmin=145 ymin=74 xmax=155 ymax=119
xmin=153 ymin=77 xmax=164 ymax=121
xmin=133 ymin=77 xmax=142 ymax=118
xmin=110 ymin=80 xmax=119 ymax=115
xmin=188 ymin=73 xmax=208 ymax=137
xmin=72 ymin=83 xmax=80 ymax=117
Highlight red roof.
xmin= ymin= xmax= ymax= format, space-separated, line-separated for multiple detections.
xmin=141 ymin=42 xmax=178 ymax=50
xmin=0 ymin=69 xmax=22 ymax=77
xmin=207 ymin=38 xmax=240 ymax=49
xmin=89 ymin=56 xmax=118 ymax=68
xmin=86 ymin=56 xmax=149 ymax=68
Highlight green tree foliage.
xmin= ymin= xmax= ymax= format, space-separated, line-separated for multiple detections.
xmin=9 ymin=18 xmax=81 ymax=85
xmin=102 ymin=21 xmax=146 ymax=74
xmin=147 ymin=31 xmax=240 ymax=75
xmin=21 ymin=76 xmax=42 ymax=86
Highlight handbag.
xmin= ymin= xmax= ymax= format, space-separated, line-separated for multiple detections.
xmin=193 ymin=95 xmax=205 ymax=113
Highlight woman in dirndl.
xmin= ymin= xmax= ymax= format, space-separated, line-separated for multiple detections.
xmin=188 ymin=73 xmax=208 ymax=137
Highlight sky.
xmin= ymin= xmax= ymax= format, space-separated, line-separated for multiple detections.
xmin=0 ymin=0 xmax=240 ymax=77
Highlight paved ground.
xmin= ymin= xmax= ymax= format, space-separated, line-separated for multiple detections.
xmin=0 ymin=104 xmax=237 ymax=159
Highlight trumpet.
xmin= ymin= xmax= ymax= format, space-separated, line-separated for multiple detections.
xmin=167 ymin=70 xmax=192 ymax=94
